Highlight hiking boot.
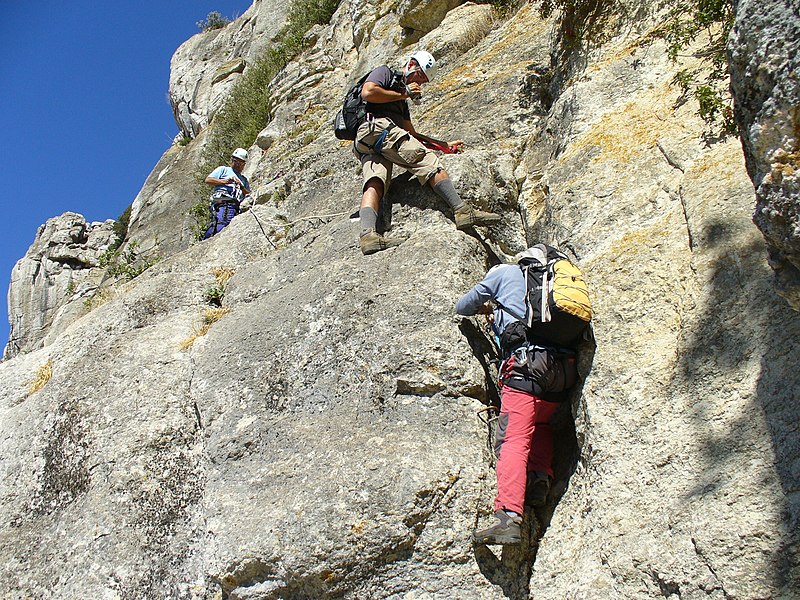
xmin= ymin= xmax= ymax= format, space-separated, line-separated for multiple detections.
xmin=359 ymin=229 xmax=405 ymax=255
xmin=454 ymin=204 xmax=502 ymax=230
xmin=525 ymin=473 xmax=551 ymax=508
xmin=471 ymin=509 xmax=522 ymax=545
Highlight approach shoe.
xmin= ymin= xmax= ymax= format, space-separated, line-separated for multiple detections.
xmin=359 ymin=229 xmax=405 ymax=255
xmin=525 ymin=472 xmax=551 ymax=508
xmin=471 ymin=509 xmax=522 ymax=545
xmin=454 ymin=204 xmax=502 ymax=230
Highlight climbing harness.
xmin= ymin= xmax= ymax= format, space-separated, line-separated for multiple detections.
xmin=203 ymin=200 xmax=240 ymax=240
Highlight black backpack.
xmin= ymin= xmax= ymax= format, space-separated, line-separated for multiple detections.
xmin=333 ymin=72 xmax=371 ymax=141
xmin=497 ymin=245 xmax=591 ymax=397
xmin=499 ymin=244 xmax=592 ymax=350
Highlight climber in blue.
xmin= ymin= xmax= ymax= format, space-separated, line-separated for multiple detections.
xmin=203 ymin=148 xmax=251 ymax=239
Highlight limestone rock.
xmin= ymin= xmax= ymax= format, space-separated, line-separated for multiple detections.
xmin=728 ymin=0 xmax=800 ymax=310
xmin=4 ymin=213 xmax=115 ymax=359
xmin=169 ymin=0 xmax=290 ymax=138
xmin=255 ymin=123 xmax=280 ymax=150
xmin=416 ymin=2 xmax=495 ymax=61
xmin=123 ymin=139 xmax=208 ymax=260
xmin=398 ymin=0 xmax=466 ymax=35
xmin=211 ymin=57 xmax=247 ymax=85
xmin=1 ymin=0 xmax=799 ymax=598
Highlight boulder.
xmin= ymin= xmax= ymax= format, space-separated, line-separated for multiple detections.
xmin=416 ymin=2 xmax=495 ymax=61
xmin=728 ymin=0 xmax=800 ymax=311
xmin=4 ymin=213 xmax=115 ymax=359
xmin=398 ymin=0 xmax=466 ymax=35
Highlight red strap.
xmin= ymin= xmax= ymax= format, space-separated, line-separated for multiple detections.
xmin=421 ymin=139 xmax=458 ymax=154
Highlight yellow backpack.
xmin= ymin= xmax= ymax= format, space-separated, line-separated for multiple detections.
xmin=518 ymin=244 xmax=592 ymax=348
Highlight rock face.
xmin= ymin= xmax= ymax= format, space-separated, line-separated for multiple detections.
xmin=1 ymin=0 xmax=799 ymax=599
xmin=728 ymin=0 xmax=800 ymax=310
xmin=169 ymin=0 xmax=290 ymax=139
xmin=4 ymin=213 xmax=115 ymax=359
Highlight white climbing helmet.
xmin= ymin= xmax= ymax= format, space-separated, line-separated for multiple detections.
xmin=231 ymin=148 xmax=248 ymax=161
xmin=408 ymin=50 xmax=437 ymax=82
xmin=515 ymin=245 xmax=548 ymax=264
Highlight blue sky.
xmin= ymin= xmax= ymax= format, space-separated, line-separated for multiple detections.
xmin=0 ymin=1 xmax=255 ymax=350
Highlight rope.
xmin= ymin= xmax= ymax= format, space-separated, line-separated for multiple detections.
xmin=248 ymin=209 xmax=277 ymax=250
xmin=244 ymin=170 xmax=349 ymax=246
xmin=247 ymin=209 xmax=351 ymax=229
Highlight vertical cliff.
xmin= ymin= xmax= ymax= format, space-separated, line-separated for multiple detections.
xmin=728 ymin=0 xmax=800 ymax=310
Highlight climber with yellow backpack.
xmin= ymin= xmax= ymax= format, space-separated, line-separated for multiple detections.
xmin=456 ymin=244 xmax=592 ymax=545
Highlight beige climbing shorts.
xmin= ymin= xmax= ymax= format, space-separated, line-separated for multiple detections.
xmin=353 ymin=117 xmax=443 ymax=191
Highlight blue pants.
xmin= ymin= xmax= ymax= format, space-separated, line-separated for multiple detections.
xmin=203 ymin=201 xmax=239 ymax=239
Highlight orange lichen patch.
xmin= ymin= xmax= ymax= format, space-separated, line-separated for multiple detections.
xmin=560 ymin=84 xmax=681 ymax=164
xmin=587 ymin=24 xmax=713 ymax=76
xmin=600 ymin=215 xmax=678 ymax=266
xmin=686 ymin=142 xmax=749 ymax=182
xmin=433 ymin=3 xmax=549 ymax=94
xmin=28 ymin=360 xmax=53 ymax=396
xmin=771 ymin=149 xmax=800 ymax=176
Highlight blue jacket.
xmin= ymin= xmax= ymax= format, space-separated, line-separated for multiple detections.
xmin=455 ymin=264 xmax=526 ymax=335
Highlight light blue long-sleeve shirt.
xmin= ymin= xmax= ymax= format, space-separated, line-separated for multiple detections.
xmin=455 ymin=264 xmax=527 ymax=335
xmin=208 ymin=165 xmax=251 ymax=200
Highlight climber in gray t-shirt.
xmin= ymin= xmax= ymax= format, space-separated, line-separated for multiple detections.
xmin=352 ymin=51 xmax=502 ymax=256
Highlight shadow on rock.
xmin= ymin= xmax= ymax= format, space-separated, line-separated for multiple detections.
xmin=675 ymin=219 xmax=800 ymax=591
xmin=376 ymin=174 xmax=451 ymax=235
xmin=473 ymin=512 xmax=543 ymax=600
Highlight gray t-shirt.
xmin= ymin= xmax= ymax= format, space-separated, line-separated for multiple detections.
xmin=364 ymin=66 xmax=411 ymax=128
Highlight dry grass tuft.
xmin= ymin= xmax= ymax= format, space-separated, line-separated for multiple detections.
xmin=454 ymin=10 xmax=498 ymax=54
xmin=28 ymin=360 xmax=53 ymax=395
xmin=203 ymin=306 xmax=231 ymax=325
xmin=83 ymin=288 xmax=116 ymax=311
xmin=211 ymin=267 xmax=236 ymax=288
xmin=179 ymin=307 xmax=231 ymax=350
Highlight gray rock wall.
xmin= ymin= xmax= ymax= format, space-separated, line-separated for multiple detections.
xmin=729 ymin=0 xmax=800 ymax=310
xmin=169 ymin=0 xmax=290 ymax=139
xmin=4 ymin=213 xmax=115 ymax=359
xmin=1 ymin=0 xmax=798 ymax=598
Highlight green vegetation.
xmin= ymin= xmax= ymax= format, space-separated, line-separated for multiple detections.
xmin=538 ymin=0 xmax=620 ymax=47
xmin=663 ymin=0 xmax=736 ymax=135
xmin=190 ymin=0 xmax=342 ymax=238
xmin=480 ymin=0 xmax=523 ymax=18
xmin=197 ymin=11 xmax=231 ymax=32
xmin=205 ymin=285 xmax=225 ymax=306
xmin=111 ymin=204 xmax=132 ymax=250
xmin=83 ymin=288 xmax=115 ymax=311
xmin=98 ymin=240 xmax=158 ymax=281
xmin=535 ymin=0 xmax=735 ymax=135
xmin=205 ymin=267 xmax=235 ymax=307
xmin=189 ymin=200 xmax=211 ymax=241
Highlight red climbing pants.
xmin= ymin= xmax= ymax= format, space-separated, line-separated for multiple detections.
xmin=493 ymin=385 xmax=560 ymax=514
